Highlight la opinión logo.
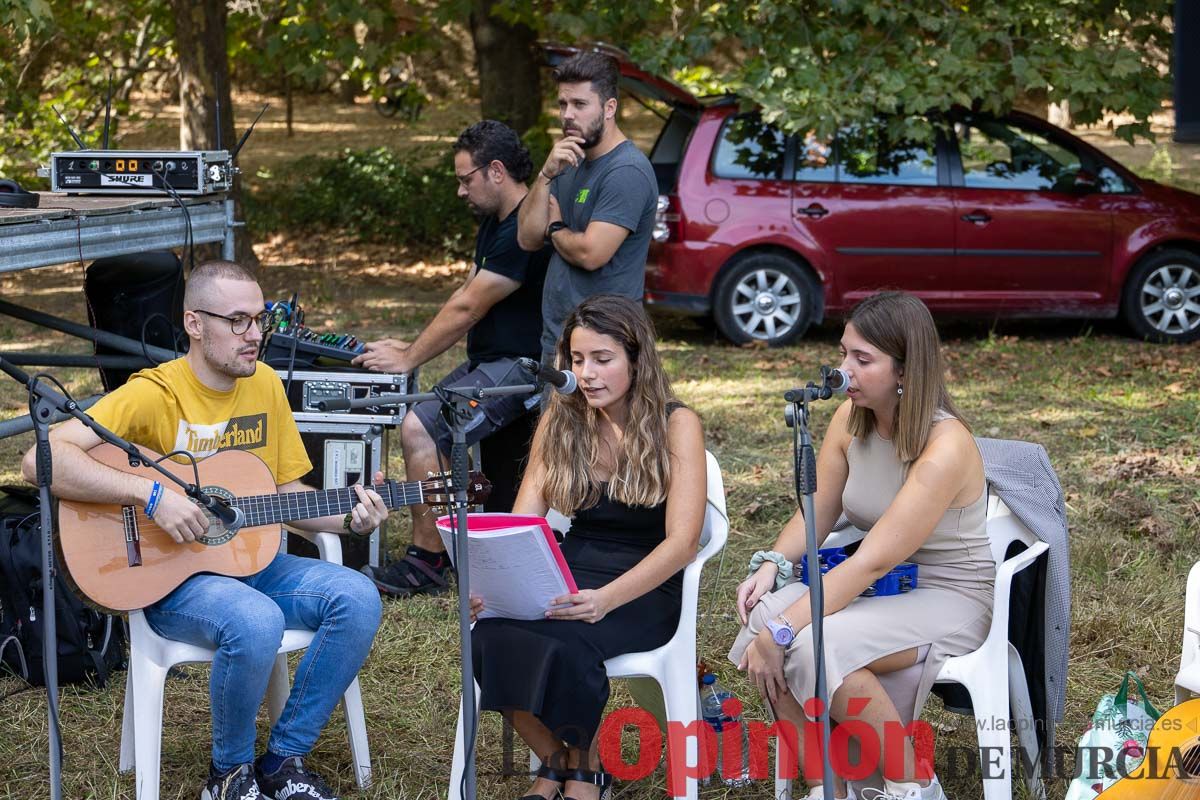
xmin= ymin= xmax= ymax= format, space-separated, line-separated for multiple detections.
xmin=595 ymin=697 xmax=936 ymax=794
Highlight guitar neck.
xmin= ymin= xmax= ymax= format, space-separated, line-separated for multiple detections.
xmin=233 ymin=481 xmax=420 ymax=528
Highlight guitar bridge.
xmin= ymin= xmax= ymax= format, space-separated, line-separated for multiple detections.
xmin=122 ymin=506 xmax=143 ymax=567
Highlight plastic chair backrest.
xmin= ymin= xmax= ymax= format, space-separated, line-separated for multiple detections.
xmin=985 ymin=488 xmax=1039 ymax=567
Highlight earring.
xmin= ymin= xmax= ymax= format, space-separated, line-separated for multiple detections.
xmin=897 ymin=385 xmax=903 ymax=396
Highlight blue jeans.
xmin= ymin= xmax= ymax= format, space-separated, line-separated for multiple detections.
xmin=145 ymin=552 xmax=382 ymax=772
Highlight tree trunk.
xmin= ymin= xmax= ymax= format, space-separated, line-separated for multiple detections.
xmin=284 ymin=71 xmax=294 ymax=138
xmin=337 ymin=76 xmax=359 ymax=105
xmin=469 ymin=0 xmax=542 ymax=135
xmin=169 ymin=0 xmax=259 ymax=270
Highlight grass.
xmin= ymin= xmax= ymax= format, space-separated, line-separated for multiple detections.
xmin=1 ymin=97 xmax=1199 ymax=799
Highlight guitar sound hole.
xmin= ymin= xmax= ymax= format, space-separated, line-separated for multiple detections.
xmin=1184 ymin=742 xmax=1200 ymax=779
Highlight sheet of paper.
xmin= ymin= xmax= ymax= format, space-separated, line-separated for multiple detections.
xmin=436 ymin=514 xmax=575 ymax=621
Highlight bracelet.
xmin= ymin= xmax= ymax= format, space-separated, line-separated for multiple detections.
xmin=145 ymin=481 xmax=163 ymax=519
xmin=538 ymin=169 xmax=554 ymax=184
xmin=748 ymin=550 xmax=794 ymax=591
xmin=342 ymin=512 xmax=355 ymax=533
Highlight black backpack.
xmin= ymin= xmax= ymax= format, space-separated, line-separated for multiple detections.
xmin=0 ymin=486 xmax=126 ymax=687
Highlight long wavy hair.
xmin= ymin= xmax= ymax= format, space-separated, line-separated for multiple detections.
xmin=845 ymin=291 xmax=969 ymax=464
xmin=538 ymin=295 xmax=680 ymax=513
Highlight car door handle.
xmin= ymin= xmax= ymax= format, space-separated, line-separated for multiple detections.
xmin=961 ymin=211 xmax=991 ymax=224
xmin=796 ymin=203 xmax=829 ymax=219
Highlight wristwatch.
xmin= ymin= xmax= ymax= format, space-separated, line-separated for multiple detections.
xmin=546 ymin=220 xmax=568 ymax=239
xmin=765 ymin=615 xmax=795 ymax=647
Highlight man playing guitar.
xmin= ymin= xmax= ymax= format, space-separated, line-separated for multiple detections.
xmin=21 ymin=260 xmax=387 ymax=800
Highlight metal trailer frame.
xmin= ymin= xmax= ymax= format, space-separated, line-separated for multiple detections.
xmin=0 ymin=192 xmax=236 ymax=438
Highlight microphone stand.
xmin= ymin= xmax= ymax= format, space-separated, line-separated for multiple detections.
xmin=783 ymin=367 xmax=841 ymax=798
xmin=0 ymin=356 xmax=246 ymax=800
xmin=316 ymin=380 xmax=541 ymax=800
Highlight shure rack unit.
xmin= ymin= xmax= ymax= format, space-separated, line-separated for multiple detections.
xmin=49 ymin=150 xmax=235 ymax=195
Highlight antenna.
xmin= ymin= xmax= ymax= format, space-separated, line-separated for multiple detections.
xmin=51 ymin=106 xmax=88 ymax=150
xmin=102 ymin=74 xmax=113 ymax=150
xmin=213 ymin=71 xmax=223 ymax=152
xmin=230 ymin=103 xmax=269 ymax=162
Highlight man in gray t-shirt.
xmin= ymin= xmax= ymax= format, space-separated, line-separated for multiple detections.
xmin=517 ymin=51 xmax=657 ymax=360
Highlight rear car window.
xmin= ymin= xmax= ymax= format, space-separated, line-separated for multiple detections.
xmin=836 ymin=124 xmax=938 ymax=186
xmin=712 ymin=114 xmax=786 ymax=180
xmin=794 ymin=133 xmax=837 ymax=183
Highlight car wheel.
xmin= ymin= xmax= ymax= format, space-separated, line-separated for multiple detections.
xmin=1120 ymin=249 xmax=1200 ymax=344
xmin=712 ymin=253 xmax=818 ymax=346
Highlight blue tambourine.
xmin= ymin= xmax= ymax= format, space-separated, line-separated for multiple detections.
xmin=799 ymin=546 xmax=918 ymax=597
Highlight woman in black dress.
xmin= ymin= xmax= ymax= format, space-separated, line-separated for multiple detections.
xmin=469 ymin=294 xmax=706 ymax=800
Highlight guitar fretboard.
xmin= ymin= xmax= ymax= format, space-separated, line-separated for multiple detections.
xmin=230 ymin=481 xmax=423 ymax=528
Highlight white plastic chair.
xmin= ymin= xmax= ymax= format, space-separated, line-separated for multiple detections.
xmin=1174 ymin=561 xmax=1200 ymax=703
xmin=118 ymin=529 xmax=371 ymax=800
xmin=775 ymin=490 xmax=1049 ymax=800
xmin=449 ymin=450 xmax=729 ymax=800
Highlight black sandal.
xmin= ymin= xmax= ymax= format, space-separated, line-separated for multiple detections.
xmin=562 ymin=768 xmax=613 ymax=800
xmin=519 ymin=764 xmax=569 ymax=800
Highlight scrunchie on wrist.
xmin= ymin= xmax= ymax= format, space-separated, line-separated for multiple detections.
xmin=748 ymin=550 xmax=794 ymax=591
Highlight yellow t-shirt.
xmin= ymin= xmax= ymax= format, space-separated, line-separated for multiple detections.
xmin=86 ymin=358 xmax=312 ymax=485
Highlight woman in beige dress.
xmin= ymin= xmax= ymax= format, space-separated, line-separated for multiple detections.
xmin=729 ymin=292 xmax=994 ymax=800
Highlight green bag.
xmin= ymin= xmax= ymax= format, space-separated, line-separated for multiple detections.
xmin=1064 ymin=671 xmax=1163 ymax=800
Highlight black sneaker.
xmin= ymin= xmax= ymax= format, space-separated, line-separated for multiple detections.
xmin=360 ymin=547 xmax=450 ymax=597
xmin=200 ymin=763 xmax=261 ymax=800
xmin=255 ymin=756 xmax=338 ymax=800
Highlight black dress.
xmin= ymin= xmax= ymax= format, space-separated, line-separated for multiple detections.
xmin=471 ymin=485 xmax=683 ymax=748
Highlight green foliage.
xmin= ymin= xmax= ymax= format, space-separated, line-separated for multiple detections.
xmin=228 ymin=0 xmax=434 ymax=99
xmin=1142 ymin=145 xmax=1177 ymax=184
xmin=535 ymin=0 xmax=1173 ymax=145
xmin=671 ymin=65 xmax=735 ymax=99
xmin=244 ymin=147 xmax=474 ymax=254
xmin=520 ymin=112 xmax=557 ymax=176
xmin=0 ymin=0 xmax=172 ymax=177
xmin=0 ymin=0 xmax=51 ymax=35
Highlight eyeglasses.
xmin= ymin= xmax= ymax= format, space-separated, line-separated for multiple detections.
xmin=194 ymin=309 xmax=270 ymax=335
xmin=455 ymin=164 xmax=485 ymax=187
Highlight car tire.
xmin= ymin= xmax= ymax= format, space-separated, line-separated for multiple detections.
xmin=712 ymin=252 xmax=819 ymax=346
xmin=1120 ymin=248 xmax=1200 ymax=344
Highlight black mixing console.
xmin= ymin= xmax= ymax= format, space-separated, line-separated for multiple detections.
xmin=262 ymin=328 xmax=365 ymax=367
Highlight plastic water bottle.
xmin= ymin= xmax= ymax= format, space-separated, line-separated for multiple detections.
xmin=699 ymin=673 xmax=750 ymax=786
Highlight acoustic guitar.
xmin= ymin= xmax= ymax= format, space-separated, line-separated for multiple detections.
xmin=56 ymin=442 xmax=491 ymax=612
xmin=1098 ymin=697 xmax=1200 ymax=799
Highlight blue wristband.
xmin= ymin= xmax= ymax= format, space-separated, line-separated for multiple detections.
xmin=145 ymin=481 xmax=163 ymax=519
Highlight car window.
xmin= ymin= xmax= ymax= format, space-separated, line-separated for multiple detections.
xmin=793 ymin=132 xmax=837 ymax=183
xmin=835 ymin=123 xmax=938 ymax=186
xmin=1095 ymin=165 xmax=1134 ymax=194
xmin=712 ymin=114 xmax=786 ymax=180
xmin=956 ymin=119 xmax=1083 ymax=192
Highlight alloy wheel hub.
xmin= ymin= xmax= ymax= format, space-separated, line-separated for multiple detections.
xmin=755 ymin=293 xmax=779 ymax=314
xmin=1163 ymin=287 xmax=1185 ymax=311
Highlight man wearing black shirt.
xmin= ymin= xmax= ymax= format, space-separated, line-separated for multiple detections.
xmin=354 ymin=121 xmax=551 ymax=597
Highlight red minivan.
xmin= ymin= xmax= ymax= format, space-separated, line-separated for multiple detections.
xmin=554 ymin=48 xmax=1200 ymax=345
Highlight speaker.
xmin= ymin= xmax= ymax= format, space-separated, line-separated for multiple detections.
xmin=84 ymin=251 xmax=185 ymax=390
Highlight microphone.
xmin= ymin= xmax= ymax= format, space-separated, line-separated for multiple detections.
xmin=201 ymin=494 xmax=245 ymax=533
xmin=784 ymin=366 xmax=849 ymax=403
xmin=823 ymin=367 xmax=850 ymax=394
xmin=516 ymin=357 xmax=578 ymax=394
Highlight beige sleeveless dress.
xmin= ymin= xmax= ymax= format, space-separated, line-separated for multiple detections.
xmin=728 ymin=412 xmax=995 ymax=721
